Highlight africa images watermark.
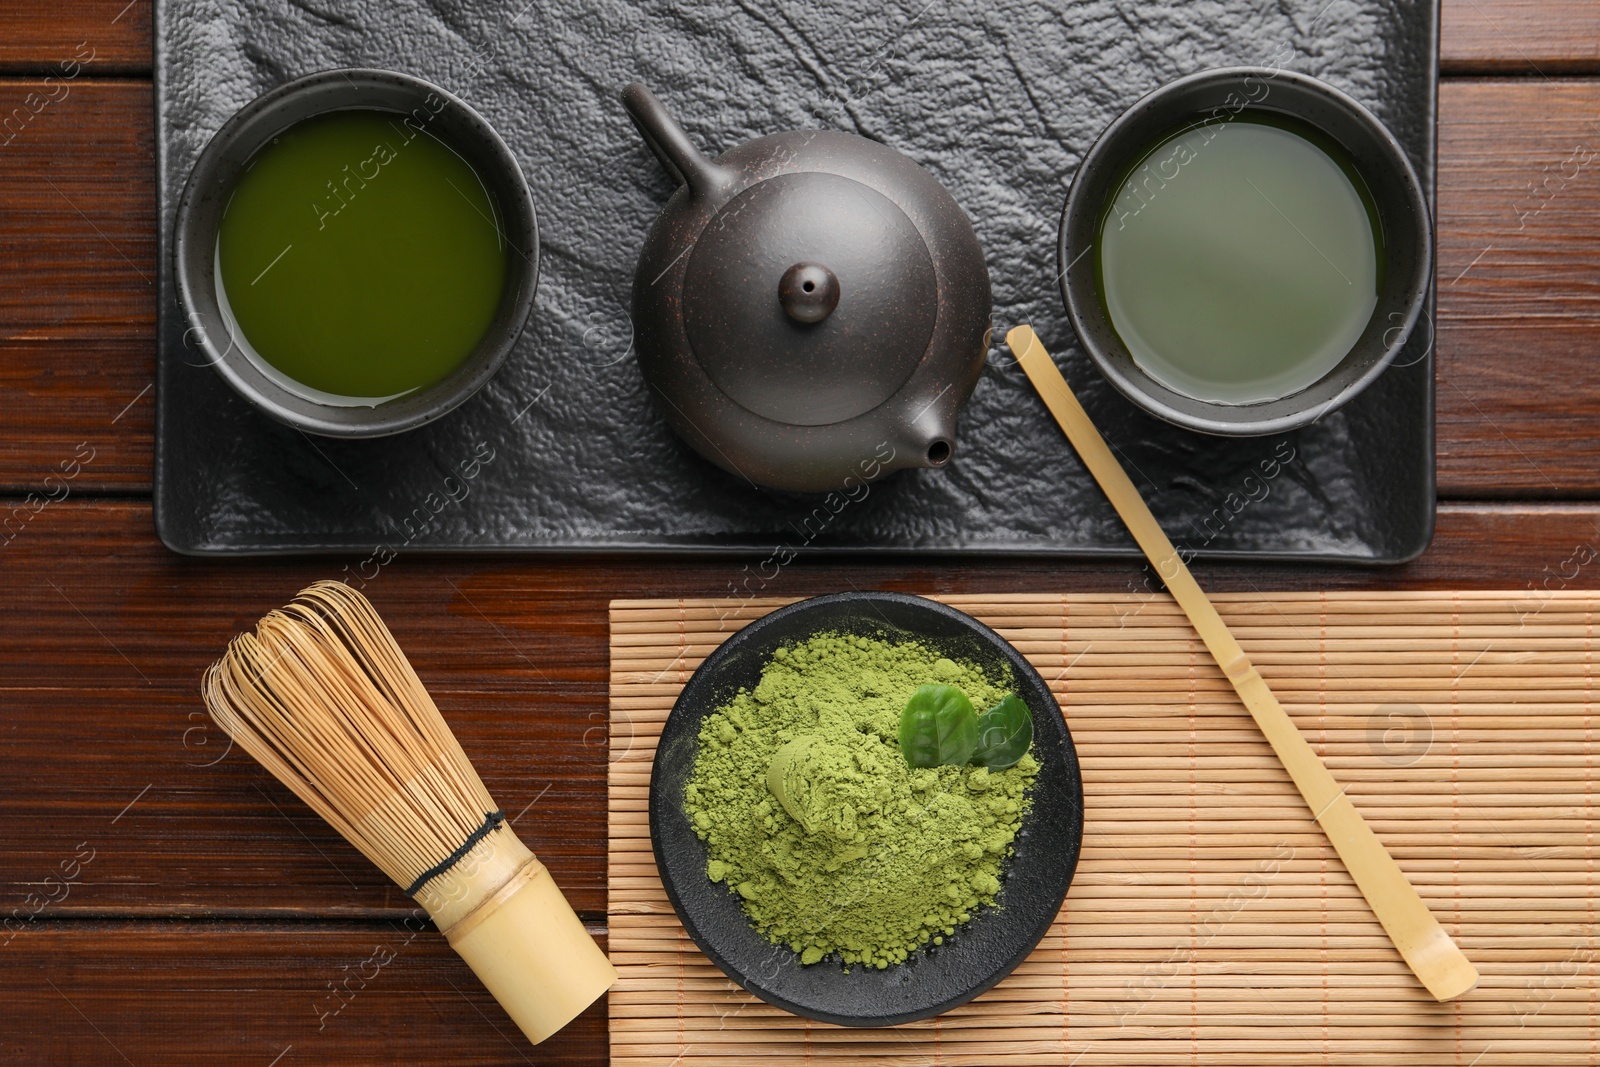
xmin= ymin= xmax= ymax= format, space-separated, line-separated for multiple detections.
xmin=1513 ymin=540 xmax=1598 ymax=627
xmin=313 ymin=915 xmax=428 ymax=1031
xmin=0 ymin=442 xmax=94 ymax=551
xmin=0 ymin=41 xmax=94 ymax=148
xmin=1113 ymin=439 xmax=1300 ymax=627
xmin=339 ymin=440 xmax=497 ymax=590
xmin=716 ymin=442 xmax=896 ymax=622
xmin=310 ymin=93 xmax=447 ymax=231
xmin=1116 ymin=842 xmax=1296 ymax=1026
xmin=1512 ymin=144 xmax=1597 ymax=231
xmin=1 ymin=843 xmax=96 ymax=946
xmin=1104 ymin=44 xmax=1299 ymax=234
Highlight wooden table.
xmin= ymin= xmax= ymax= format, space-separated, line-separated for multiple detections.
xmin=3 ymin=2 xmax=1599 ymax=1063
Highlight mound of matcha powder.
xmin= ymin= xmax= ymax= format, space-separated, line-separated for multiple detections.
xmin=683 ymin=632 xmax=1038 ymax=969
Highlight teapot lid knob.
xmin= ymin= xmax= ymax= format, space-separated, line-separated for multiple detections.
xmin=778 ymin=262 xmax=839 ymax=324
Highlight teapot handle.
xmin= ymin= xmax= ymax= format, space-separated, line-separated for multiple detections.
xmin=622 ymin=83 xmax=734 ymax=202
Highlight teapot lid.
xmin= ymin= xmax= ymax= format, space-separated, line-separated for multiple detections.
xmin=682 ymin=171 xmax=938 ymax=427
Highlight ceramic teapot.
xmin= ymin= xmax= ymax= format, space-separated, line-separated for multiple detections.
xmin=623 ymin=83 xmax=992 ymax=493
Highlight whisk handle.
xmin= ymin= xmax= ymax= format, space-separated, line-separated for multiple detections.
xmin=437 ymin=844 xmax=617 ymax=1044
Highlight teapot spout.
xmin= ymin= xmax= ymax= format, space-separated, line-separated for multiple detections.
xmin=622 ymin=83 xmax=736 ymax=202
xmin=899 ymin=404 xmax=958 ymax=472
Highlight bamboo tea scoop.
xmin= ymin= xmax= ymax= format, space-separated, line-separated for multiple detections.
xmin=1005 ymin=325 xmax=1478 ymax=1002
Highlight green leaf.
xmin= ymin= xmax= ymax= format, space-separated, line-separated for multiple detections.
xmin=972 ymin=694 xmax=1033 ymax=769
xmin=898 ymin=684 xmax=978 ymax=768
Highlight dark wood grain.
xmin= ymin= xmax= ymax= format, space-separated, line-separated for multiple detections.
xmin=0 ymin=686 xmax=608 ymax=919
xmin=0 ymin=79 xmax=154 ymax=339
xmin=0 ymin=77 xmax=154 ymax=493
xmin=2 ymin=500 xmax=1599 ymax=694
xmin=5 ymin=77 xmax=1600 ymax=497
xmin=1435 ymin=79 xmax=1600 ymax=496
xmin=0 ymin=339 xmax=154 ymax=492
xmin=2 ymin=498 xmax=1598 ymax=923
xmin=1441 ymin=0 xmax=1600 ymax=73
xmin=0 ymin=1 xmax=151 ymax=76
xmin=0 ymin=920 xmax=606 ymax=1066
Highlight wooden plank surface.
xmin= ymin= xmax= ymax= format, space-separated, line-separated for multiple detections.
xmin=0 ymin=921 xmax=606 ymax=1066
xmin=0 ymin=77 xmax=154 ymax=491
xmin=1 ymin=684 xmax=608 ymax=918
xmin=0 ymin=79 xmax=154 ymax=340
xmin=0 ymin=1 xmax=151 ymax=75
xmin=0 ymin=500 xmax=1598 ymax=693
xmin=1435 ymin=79 xmax=1600 ymax=496
xmin=1441 ymin=0 xmax=1600 ymax=73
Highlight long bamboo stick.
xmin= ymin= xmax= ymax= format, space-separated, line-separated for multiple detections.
xmin=1006 ymin=325 xmax=1480 ymax=1002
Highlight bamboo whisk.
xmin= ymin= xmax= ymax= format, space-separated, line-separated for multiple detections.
xmin=203 ymin=580 xmax=616 ymax=1045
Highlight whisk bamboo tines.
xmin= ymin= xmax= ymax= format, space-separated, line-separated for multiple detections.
xmin=202 ymin=581 xmax=616 ymax=1045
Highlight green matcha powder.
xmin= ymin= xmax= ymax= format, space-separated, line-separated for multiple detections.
xmin=684 ymin=633 xmax=1038 ymax=969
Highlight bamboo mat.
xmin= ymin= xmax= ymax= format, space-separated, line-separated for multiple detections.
xmin=608 ymin=591 xmax=1600 ymax=1067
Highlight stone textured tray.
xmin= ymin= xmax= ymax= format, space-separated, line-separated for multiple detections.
xmin=154 ymin=0 xmax=1437 ymax=560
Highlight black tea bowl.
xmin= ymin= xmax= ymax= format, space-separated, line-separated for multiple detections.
xmin=1058 ymin=67 xmax=1432 ymax=436
xmin=173 ymin=68 xmax=538 ymax=438
xmin=648 ymin=591 xmax=1084 ymax=1027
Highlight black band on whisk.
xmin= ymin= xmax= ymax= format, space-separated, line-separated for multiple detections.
xmin=404 ymin=810 xmax=506 ymax=896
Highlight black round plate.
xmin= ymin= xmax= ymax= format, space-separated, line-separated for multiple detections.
xmin=648 ymin=591 xmax=1084 ymax=1027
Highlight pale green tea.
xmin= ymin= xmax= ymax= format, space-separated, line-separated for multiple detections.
xmin=217 ymin=109 xmax=507 ymax=402
xmin=1096 ymin=112 xmax=1382 ymax=405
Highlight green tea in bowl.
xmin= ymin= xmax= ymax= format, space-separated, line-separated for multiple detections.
xmin=1095 ymin=112 xmax=1382 ymax=406
xmin=217 ymin=108 xmax=508 ymax=404
xmin=173 ymin=69 xmax=539 ymax=437
xmin=1056 ymin=68 xmax=1433 ymax=436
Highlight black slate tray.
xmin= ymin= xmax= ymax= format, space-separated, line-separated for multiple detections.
xmin=154 ymin=0 xmax=1438 ymax=561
